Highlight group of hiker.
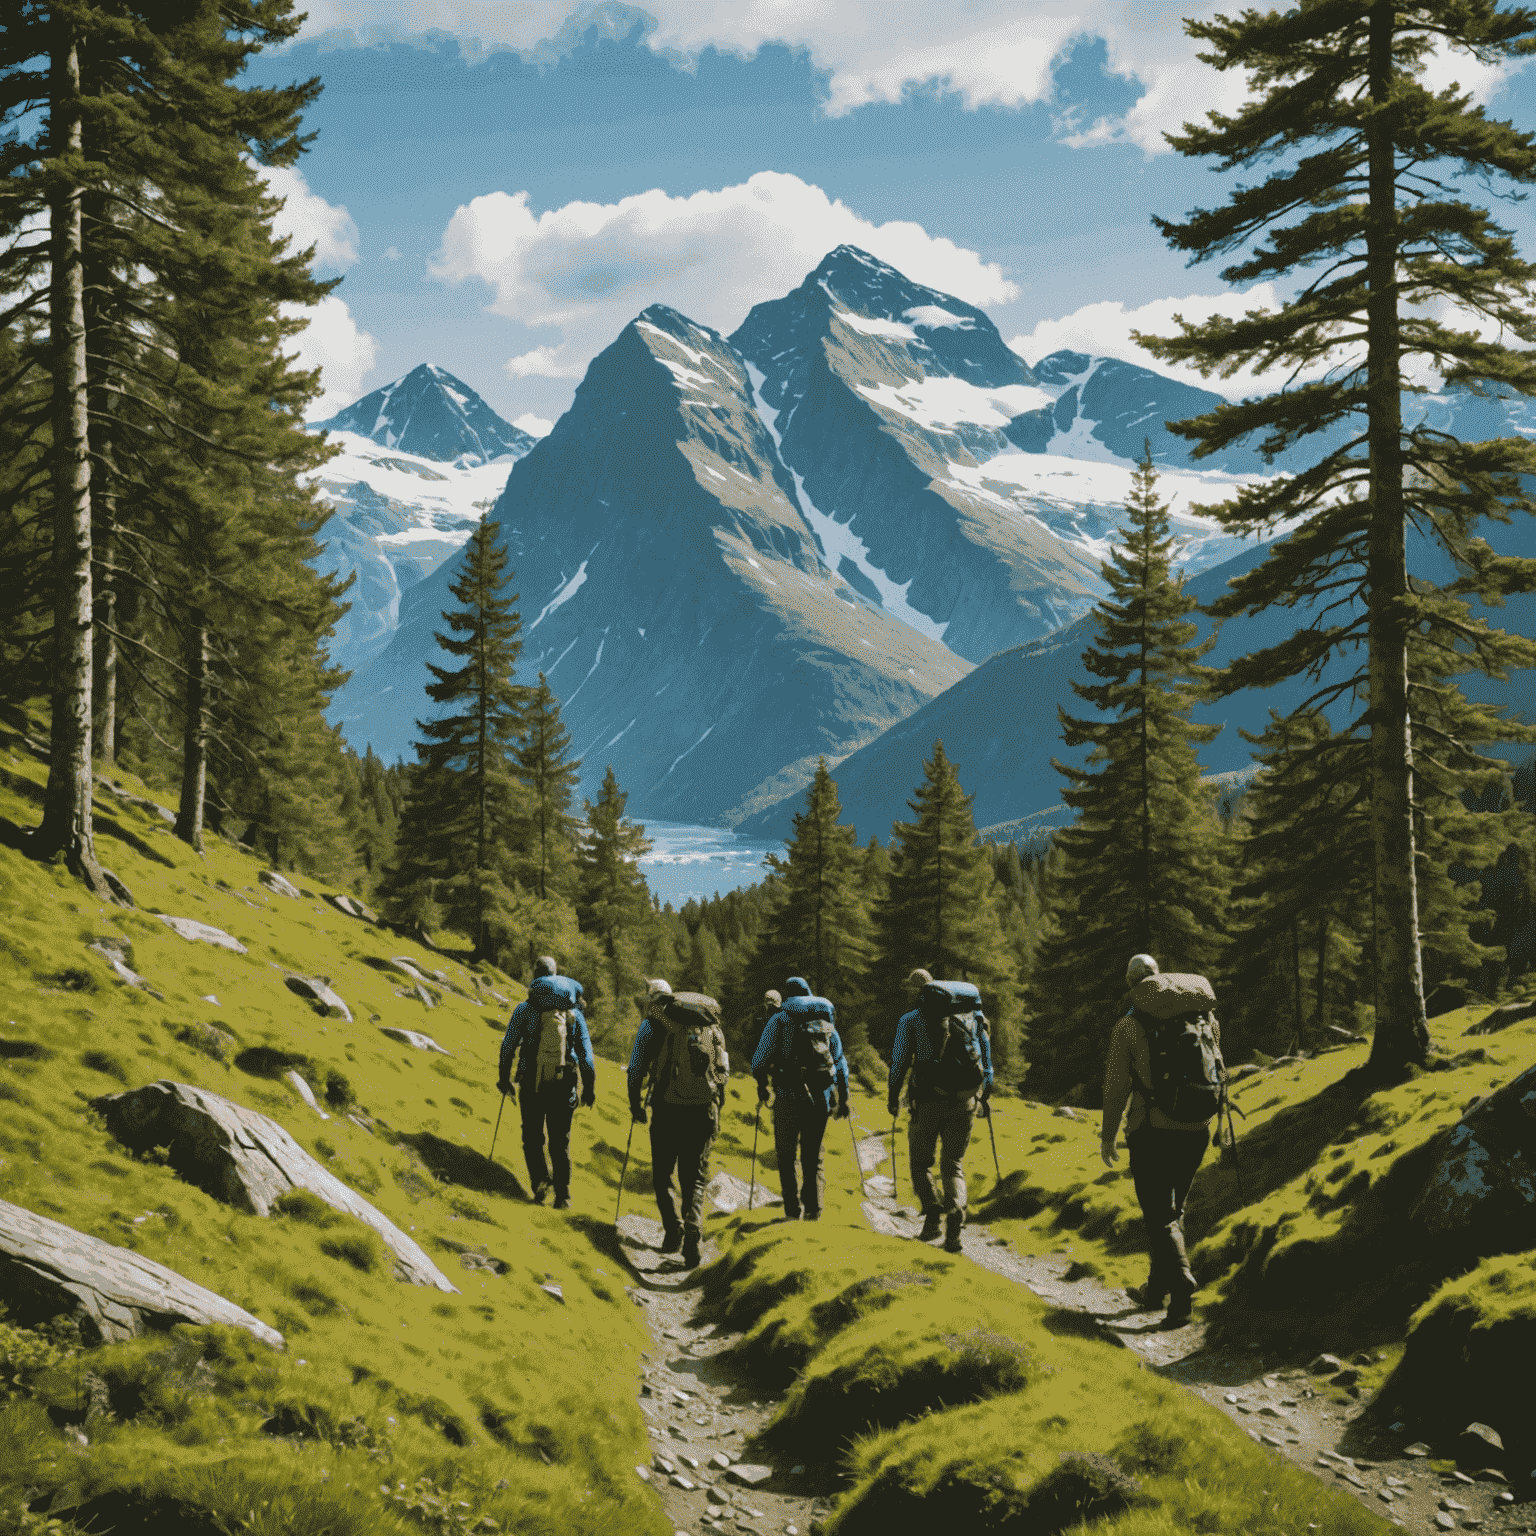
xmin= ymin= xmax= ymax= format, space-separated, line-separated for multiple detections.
xmin=496 ymin=949 xmax=1228 ymax=1328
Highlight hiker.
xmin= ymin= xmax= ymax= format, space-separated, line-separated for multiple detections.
xmin=748 ymin=989 xmax=782 ymax=1059
xmin=888 ymin=973 xmax=993 ymax=1253
xmin=627 ymin=979 xmax=730 ymax=1268
xmin=497 ymin=955 xmax=596 ymax=1210
xmin=750 ymin=977 xmax=850 ymax=1221
xmin=1100 ymin=953 xmax=1226 ymax=1329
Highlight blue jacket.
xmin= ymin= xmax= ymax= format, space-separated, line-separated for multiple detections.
xmin=499 ymin=977 xmax=596 ymax=1095
xmin=888 ymin=1005 xmax=993 ymax=1112
xmin=752 ymin=979 xmax=849 ymax=1113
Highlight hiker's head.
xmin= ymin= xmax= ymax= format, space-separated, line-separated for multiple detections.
xmin=646 ymin=978 xmax=672 ymax=1016
xmin=783 ymin=976 xmax=811 ymax=998
xmin=906 ymin=968 xmax=933 ymax=999
xmin=1125 ymin=953 xmax=1159 ymax=988
xmin=763 ymin=989 xmax=782 ymax=1011
xmin=533 ymin=955 xmax=558 ymax=979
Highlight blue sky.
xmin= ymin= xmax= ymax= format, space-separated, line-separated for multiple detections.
xmin=247 ymin=0 xmax=1536 ymax=429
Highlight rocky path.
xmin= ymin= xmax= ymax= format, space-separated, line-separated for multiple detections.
xmin=854 ymin=1133 xmax=1531 ymax=1536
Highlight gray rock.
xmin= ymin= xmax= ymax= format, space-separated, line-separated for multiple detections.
xmin=1053 ymin=1105 xmax=1080 ymax=1120
xmin=1464 ymin=999 xmax=1536 ymax=1036
xmin=100 ymin=869 xmax=134 ymax=907
xmin=158 ymin=915 xmax=247 ymax=953
xmin=540 ymin=1283 xmax=564 ymax=1303
xmin=388 ymin=956 xmax=431 ymax=982
xmin=412 ymin=982 xmax=436 ymax=1009
xmin=0 ymin=1196 xmax=283 ymax=1348
xmin=258 ymin=870 xmax=301 ymax=899
xmin=92 ymin=1081 xmax=457 ymax=1292
xmin=1412 ymin=1062 xmax=1536 ymax=1241
xmin=283 ymin=974 xmax=353 ymax=1023
xmin=379 ymin=1027 xmax=451 ymax=1055
xmin=283 ymin=1070 xmax=329 ymax=1119
xmin=703 ymin=1170 xmax=782 ymax=1213
xmin=727 ymin=1465 xmax=773 ymax=1487
xmin=87 ymin=939 xmax=155 ymax=995
xmin=328 ymin=893 xmax=378 ymax=924
xmin=95 ymin=777 xmax=175 ymax=823
xmin=1309 ymin=1353 xmax=1345 ymax=1373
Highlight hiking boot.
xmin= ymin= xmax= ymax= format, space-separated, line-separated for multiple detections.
xmin=553 ymin=1191 xmax=570 ymax=1211
xmin=681 ymin=1235 xmax=702 ymax=1270
xmin=1158 ymin=1221 xmax=1196 ymax=1326
xmin=802 ymin=1208 xmax=821 ymax=1222
xmin=943 ymin=1212 xmax=964 ymax=1253
xmin=1161 ymin=1298 xmax=1194 ymax=1329
xmin=918 ymin=1210 xmax=942 ymax=1242
xmin=1127 ymin=1280 xmax=1167 ymax=1311
xmin=660 ymin=1223 xmax=683 ymax=1254
xmin=532 ymin=1181 xmax=550 ymax=1206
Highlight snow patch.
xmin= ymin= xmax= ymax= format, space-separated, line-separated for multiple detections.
xmin=664 ymin=725 xmax=715 ymax=778
xmin=904 ymin=304 xmax=976 ymax=331
xmin=528 ymin=553 xmax=593 ymax=631
xmin=564 ymin=629 xmax=609 ymax=707
xmin=856 ymin=376 xmax=1051 ymax=430
xmin=835 ymin=308 xmax=917 ymax=341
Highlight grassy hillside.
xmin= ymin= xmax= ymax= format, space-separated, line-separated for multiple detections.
xmin=1 ymin=723 xmax=1529 ymax=1533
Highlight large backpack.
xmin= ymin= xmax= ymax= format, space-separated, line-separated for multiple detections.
xmin=778 ymin=995 xmax=838 ymax=1100
xmin=916 ymin=981 xmax=988 ymax=1101
xmin=656 ymin=992 xmax=730 ymax=1108
xmin=1128 ymin=972 xmax=1226 ymax=1123
xmin=526 ymin=976 xmax=581 ymax=1093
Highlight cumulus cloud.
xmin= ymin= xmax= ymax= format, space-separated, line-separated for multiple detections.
xmin=284 ymin=295 xmax=380 ymax=417
xmin=259 ymin=164 xmax=360 ymax=272
xmin=433 ymin=170 xmax=1016 ymax=380
xmin=514 ymin=412 xmax=555 ymax=437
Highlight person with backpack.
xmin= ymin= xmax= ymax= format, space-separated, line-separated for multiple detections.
xmin=497 ymin=955 xmax=596 ymax=1210
xmin=627 ymin=980 xmax=731 ymax=1268
xmin=750 ymin=977 xmax=850 ymax=1221
xmin=1100 ymin=953 xmax=1227 ymax=1329
xmin=887 ymin=975 xmax=993 ymax=1253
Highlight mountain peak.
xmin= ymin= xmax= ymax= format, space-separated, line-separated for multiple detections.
xmin=312 ymin=365 xmax=536 ymax=466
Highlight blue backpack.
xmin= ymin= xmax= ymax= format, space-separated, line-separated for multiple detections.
xmin=918 ymin=981 xmax=987 ymax=1100
xmin=779 ymin=995 xmax=838 ymax=1099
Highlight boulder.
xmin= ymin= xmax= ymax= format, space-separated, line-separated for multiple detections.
xmin=282 ymin=974 xmax=353 ymax=1023
xmin=410 ymin=982 xmax=436 ymax=1009
xmin=1464 ymin=1000 xmax=1536 ymax=1037
xmin=258 ymin=870 xmax=301 ymax=900
xmin=727 ymin=1465 xmax=774 ymax=1488
xmin=387 ymin=956 xmax=430 ymax=982
xmin=379 ymin=1027 xmax=451 ymax=1055
xmin=283 ymin=1070 xmax=329 ymax=1119
xmin=1411 ymin=1062 xmax=1536 ymax=1247
xmin=87 ymin=938 xmax=159 ymax=997
xmin=92 ymin=1081 xmax=457 ymax=1292
xmin=157 ymin=915 xmax=246 ymax=954
xmin=1459 ymin=1422 xmax=1506 ymax=1464
xmin=703 ymin=1170 xmax=782 ymax=1213
xmin=0 ymin=1196 xmax=283 ymax=1348
xmin=328 ymin=893 xmax=378 ymax=924
xmin=95 ymin=776 xmax=175 ymax=823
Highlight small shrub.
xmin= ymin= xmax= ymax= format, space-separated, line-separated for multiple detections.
xmin=79 ymin=1049 xmax=127 ymax=1083
xmin=323 ymin=1070 xmax=354 ymax=1109
xmin=0 ymin=1318 xmax=76 ymax=1401
xmin=319 ymin=1230 xmax=383 ymax=1274
xmin=289 ymin=1280 xmax=344 ymax=1318
xmin=272 ymin=1190 xmax=340 ymax=1228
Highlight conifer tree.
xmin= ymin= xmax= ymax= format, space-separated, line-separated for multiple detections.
xmin=1138 ymin=0 xmax=1536 ymax=1073
xmin=513 ymin=672 xmax=581 ymax=901
xmin=1026 ymin=450 xmax=1228 ymax=1103
xmin=869 ymin=741 xmax=1023 ymax=1081
xmin=758 ymin=760 xmax=868 ymax=1001
xmin=576 ymin=765 xmax=653 ymax=958
xmin=380 ymin=522 xmax=525 ymax=958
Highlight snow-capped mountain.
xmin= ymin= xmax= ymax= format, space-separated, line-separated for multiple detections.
xmin=306 ymin=367 xmax=535 ymax=675
xmin=331 ymin=306 xmax=970 ymax=820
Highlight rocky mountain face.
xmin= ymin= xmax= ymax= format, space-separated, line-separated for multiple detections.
xmin=331 ymin=306 xmax=969 ymax=822
xmin=306 ymin=367 xmax=534 ymax=675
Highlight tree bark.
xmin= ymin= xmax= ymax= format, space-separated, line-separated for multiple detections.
xmin=174 ymin=619 xmax=208 ymax=853
xmin=35 ymin=19 xmax=112 ymax=900
xmin=1364 ymin=0 xmax=1429 ymax=1073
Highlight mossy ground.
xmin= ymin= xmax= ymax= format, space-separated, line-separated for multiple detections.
xmin=1 ymin=718 xmax=1529 ymax=1532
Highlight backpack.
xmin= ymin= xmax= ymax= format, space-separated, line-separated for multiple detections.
xmin=778 ymin=995 xmax=838 ymax=1100
xmin=525 ymin=976 xmax=582 ymax=1092
xmin=656 ymin=992 xmax=730 ymax=1108
xmin=1128 ymin=972 xmax=1225 ymax=1123
xmin=916 ymin=981 xmax=988 ymax=1101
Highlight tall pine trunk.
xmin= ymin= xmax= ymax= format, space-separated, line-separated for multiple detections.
xmin=37 ymin=20 xmax=111 ymax=899
xmin=1364 ymin=0 xmax=1429 ymax=1072
xmin=174 ymin=618 xmax=209 ymax=852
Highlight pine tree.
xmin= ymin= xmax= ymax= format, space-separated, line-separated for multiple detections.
xmin=379 ymin=521 xmax=525 ymax=958
xmin=758 ymin=760 xmax=868 ymax=1000
xmin=576 ymin=765 xmax=653 ymax=959
xmin=1026 ymin=450 xmax=1229 ymax=1103
xmin=869 ymin=741 xmax=1023 ymax=1081
xmin=513 ymin=672 xmax=581 ymax=901
xmin=1137 ymin=0 xmax=1536 ymax=1073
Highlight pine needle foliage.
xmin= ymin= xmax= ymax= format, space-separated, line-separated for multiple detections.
xmin=513 ymin=671 xmax=581 ymax=902
xmin=1135 ymin=0 xmax=1536 ymax=1073
xmin=576 ymin=765 xmax=653 ymax=960
xmin=1026 ymin=450 xmax=1228 ymax=1103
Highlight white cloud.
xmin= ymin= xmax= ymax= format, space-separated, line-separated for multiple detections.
xmin=514 ymin=412 xmax=555 ymax=437
xmin=284 ymin=295 xmax=380 ymax=417
xmin=433 ymin=170 xmax=1016 ymax=381
xmin=259 ymin=164 xmax=360 ymax=272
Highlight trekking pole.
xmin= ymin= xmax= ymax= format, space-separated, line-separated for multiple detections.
xmin=489 ymin=1092 xmax=506 ymax=1165
xmin=890 ymin=1114 xmax=899 ymax=1200
xmin=983 ymin=1099 xmax=1002 ymax=1183
xmin=848 ymin=1107 xmax=866 ymax=1198
xmin=615 ymin=1116 xmax=636 ymax=1225
xmin=748 ymin=1104 xmax=761 ymax=1211
xmin=1226 ymin=1102 xmax=1246 ymax=1202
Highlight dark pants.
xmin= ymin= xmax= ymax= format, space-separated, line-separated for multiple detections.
xmin=1127 ymin=1126 xmax=1209 ymax=1299
xmin=520 ymin=1081 xmax=576 ymax=1196
xmin=909 ymin=1096 xmax=975 ymax=1216
xmin=772 ymin=1095 xmax=829 ymax=1217
xmin=650 ymin=1103 xmax=717 ymax=1238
